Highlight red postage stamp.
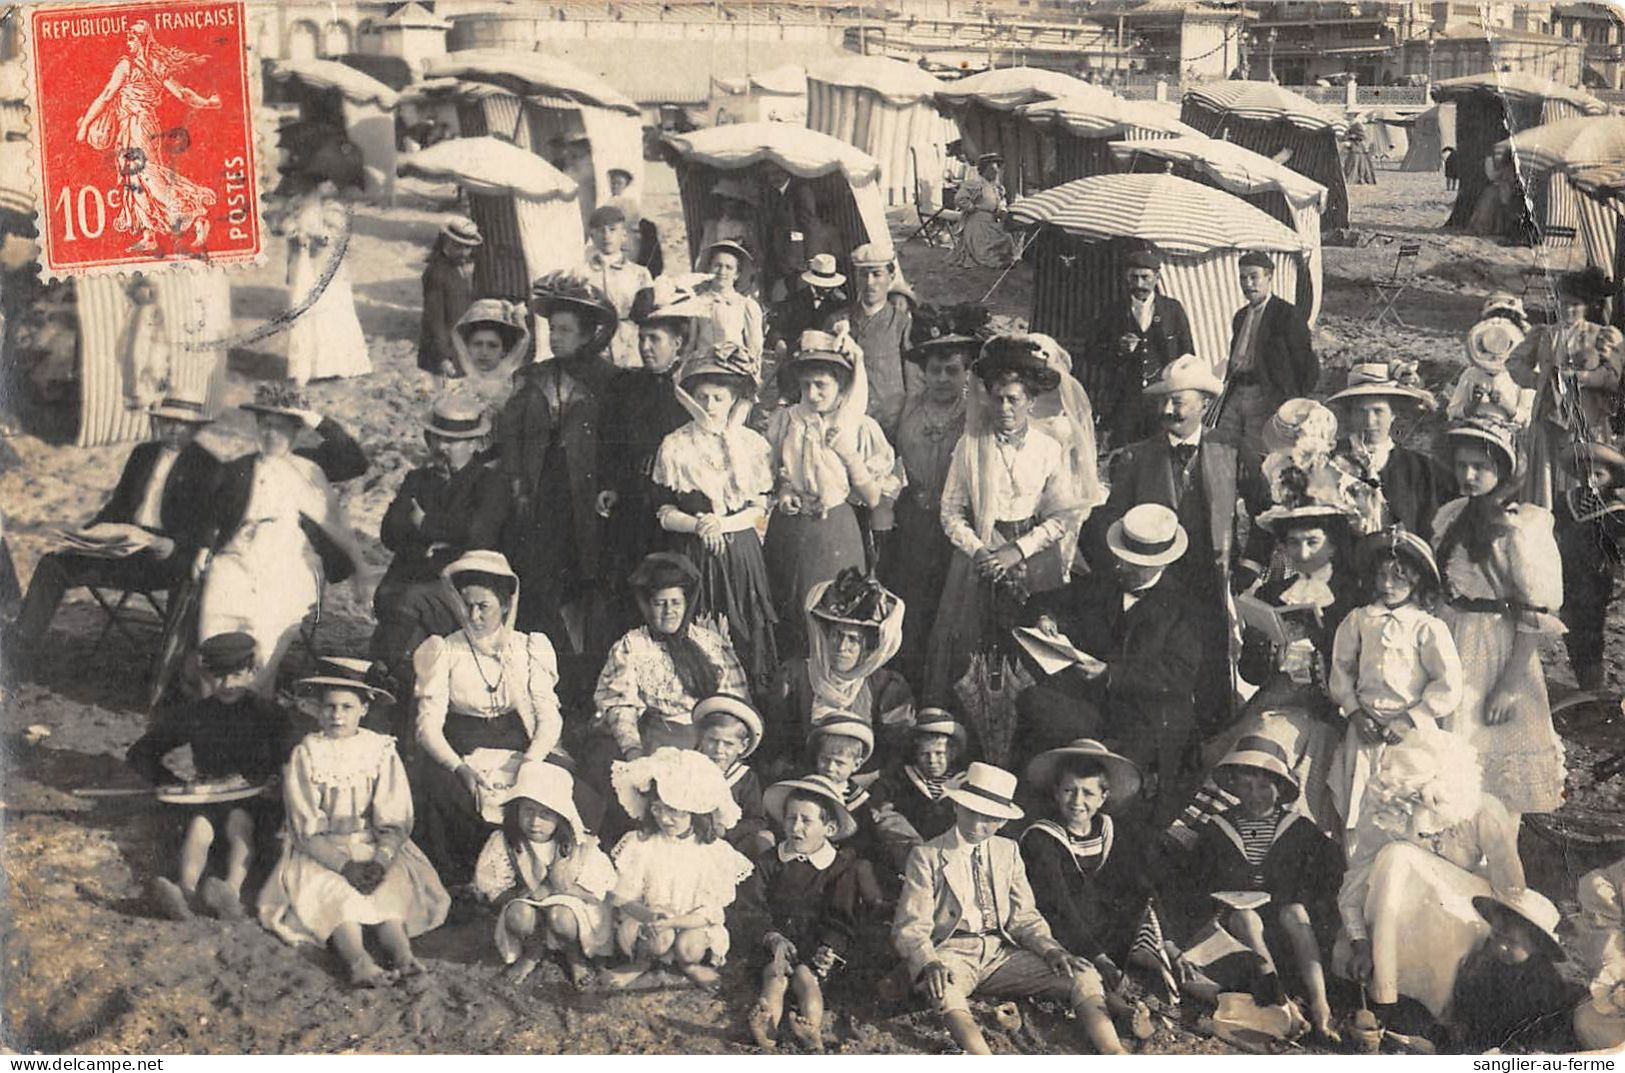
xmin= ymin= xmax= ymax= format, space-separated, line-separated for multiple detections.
xmin=25 ymin=0 xmax=261 ymax=275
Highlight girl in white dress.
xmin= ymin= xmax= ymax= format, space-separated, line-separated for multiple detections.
xmin=472 ymin=760 xmax=617 ymax=989
xmin=606 ymin=746 xmax=754 ymax=990
xmin=693 ymin=241 xmax=765 ymax=362
xmin=283 ymin=177 xmax=371 ymax=386
xmin=259 ymin=663 xmax=449 ymax=988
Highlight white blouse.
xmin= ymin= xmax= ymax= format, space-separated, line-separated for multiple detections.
xmin=593 ymin=625 xmax=749 ymax=753
xmin=413 ymin=629 xmax=563 ymax=773
xmin=939 ymin=426 xmax=1072 ymax=560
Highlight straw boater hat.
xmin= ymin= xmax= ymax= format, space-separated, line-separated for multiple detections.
xmin=1214 ymin=733 xmax=1300 ymax=805
xmin=528 ymin=270 xmax=618 ymax=350
xmin=1471 ymin=890 xmax=1566 ymax=963
xmin=944 ymin=761 xmax=1024 ymax=821
xmin=440 ymin=216 xmax=482 ymax=247
xmin=692 ymin=694 xmax=764 ymax=760
xmin=424 ymin=389 xmax=491 ymax=441
xmin=850 ymin=241 xmax=897 ymax=269
xmin=1355 ymin=524 xmax=1440 ymax=587
xmin=1024 ymin=738 xmax=1142 ymax=808
xmin=801 ymin=253 xmax=846 ymax=290
xmin=910 ymin=708 xmax=968 ymax=753
xmin=1106 ymin=503 xmax=1189 ymax=568
xmin=298 ymin=656 xmax=396 ymax=706
xmin=149 ymin=395 xmax=213 ymax=425
xmin=241 ymin=381 xmax=311 ymax=421
xmin=1329 ymin=362 xmax=1435 ymax=408
xmin=762 ymin=775 xmax=858 ymax=842
xmin=1441 ymin=417 xmax=1518 ymax=474
xmin=807 ymin=711 xmax=875 ymax=764
xmin=487 ymin=759 xmax=592 ymax=832
xmin=1464 ymin=317 xmax=1525 ymax=373
xmin=1143 ymin=353 xmax=1224 ymax=397
xmin=612 ymin=746 xmax=742 ymax=831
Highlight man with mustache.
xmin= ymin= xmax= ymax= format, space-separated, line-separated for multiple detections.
xmin=1082 ymin=246 xmax=1194 ymax=450
xmin=1211 ymin=251 xmax=1319 ymax=460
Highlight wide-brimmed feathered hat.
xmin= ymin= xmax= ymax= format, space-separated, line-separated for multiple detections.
xmin=678 ymin=341 xmax=760 ymax=397
xmin=529 ymin=270 xmax=618 ymax=353
xmin=611 ymin=746 xmax=742 ymax=831
xmin=1330 ymin=361 xmax=1434 ymax=408
xmin=973 ymin=335 xmax=1061 ymax=394
xmin=905 ymin=303 xmax=992 ymax=365
xmin=809 ymin=567 xmax=898 ymax=631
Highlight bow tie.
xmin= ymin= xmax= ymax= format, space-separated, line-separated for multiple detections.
xmin=1170 ymin=442 xmax=1198 ymax=466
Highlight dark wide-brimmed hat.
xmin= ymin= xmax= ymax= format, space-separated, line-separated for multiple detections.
xmin=809 ymin=567 xmax=898 ymax=630
xmin=905 ymin=303 xmax=991 ymax=365
xmin=1472 ymin=891 xmax=1566 ymax=963
xmin=678 ymin=342 xmax=759 ymax=397
xmin=628 ymin=551 xmax=702 ymax=595
xmin=1024 ymin=738 xmax=1142 ymax=807
xmin=529 ymin=270 xmax=618 ymax=351
xmin=973 ymin=335 xmax=1061 ymax=393
xmin=298 ymin=656 xmax=395 ymax=706
xmin=1558 ymin=267 xmax=1613 ymax=304
xmin=1215 ymin=733 xmax=1299 ymax=804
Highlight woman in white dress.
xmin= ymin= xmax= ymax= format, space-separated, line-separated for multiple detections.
xmin=196 ymin=383 xmax=367 ymax=697
xmin=284 ymin=174 xmax=371 ymax=386
xmin=412 ymin=550 xmax=566 ymax=887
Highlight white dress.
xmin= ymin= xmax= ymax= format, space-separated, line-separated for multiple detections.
xmin=472 ymin=831 xmax=618 ymax=961
xmin=258 ymin=730 xmax=450 ymax=945
xmin=285 ymin=192 xmax=371 ymax=385
xmin=609 ymin=830 xmax=753 ymax=961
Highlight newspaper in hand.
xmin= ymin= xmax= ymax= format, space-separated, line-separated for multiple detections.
xmin=54 ymin=522 xmax=156 ymax=558
xmin=1012 ymin=625 xmax=1108 ymax=678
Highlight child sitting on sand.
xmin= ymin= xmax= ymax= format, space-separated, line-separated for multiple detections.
xmin=126 ymin=632 xmax=292 ymax=921
xmin=606 ymin=747 xmax=755 ymax=989
xmin=692 ymin=694 xmax=773 ymax=855
xmin=473 ymin=760 xmax=617 ymax=989
xmin=259 ymin=660 xmax=449 ymax=988
xmin=747 ymin=776 xmax=862 ymax=1052
xmin=805 ymin=712 xmax=918 ymax=883
xmin=1451 ymin=892 xmax=1581 ymax=1051
xmin=877 ymin=709 xmax=968 ymax=843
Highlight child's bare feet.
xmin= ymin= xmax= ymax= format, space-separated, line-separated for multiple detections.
xmin=503 ymin=957 xmax=540 ymax=984
xmin=199 ymin=877 xmax=246 ymax=921
xmin=152 ymin=877 xmax=194 ymax=921
xmin=603 ymin=961 xmax=652 ymax=990
xmin=563 ymin=956 xmax=593 ymax=990
xmin=680 ymin=963 xmax=720 ymax=991
xmin=1127 ymin=1000 xmax=1155 ymax=1041
xmin=347 ymin=957 xmax=393 ymax=989
xmin=1309 ymin=1002 xmax=1342 ymax=1048
xmin=789 ymin=1012 xmax=824 ymax=1052
xmin=748 ymin=1001 xmax=779 ymax=1050
xmin=393 ymin=958 xmax=427 ymax=980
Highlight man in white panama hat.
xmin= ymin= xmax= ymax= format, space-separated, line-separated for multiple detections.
xmin=893 ymin=762 xmax=1127 ymax=1055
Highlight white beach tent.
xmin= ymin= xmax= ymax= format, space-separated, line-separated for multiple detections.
xmin=806 ymin=55 xmax=950 ymax=207
xmin=1010 ymin=173 xmax=1311 ymax=379
xmin=1398 ymin=102 xmax=1456 ymax=172
xmin=935 ymin=68 xmax=1102 ymax=197
xmin=268 ymin=59 xmax=401 ymax=205
xmin=1498 ymin=115 xmax=1625 ymax=267
xmin=710 ymin=64 xmax=808 ymax=126
xmin=1108 ymin=134 xmax=1327 ymax=325
xmin=1014 ymin=93 xmax=1201 ymax=186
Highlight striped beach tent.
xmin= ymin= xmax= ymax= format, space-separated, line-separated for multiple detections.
xmin=1015 ymin=94 xmax=1200 ymax=186
xmin=806 ymin=55 xmax=948 ymax=208
xmin=427 ymin=51 xmax=644 ymax=231
xmin=661 ymin=122 xmax=889 ymax=282
xmin=268 ymin=59 xmax=401 ymax=205
xmin=710 ymin=64 xmax=808 ymax=126
xmin=1498 ymin=116 xmax=1625 ymax=268
xmin=935 ymin=68 xmax=1102 ymax=196
xmin=1108 ymin=135 xmax=1325 ymax=325
xmin=1563 ymin=163 xmax=1625 ymax=314
xmin=1180 ymin=80 xmax=1350 ymax=232
xmin=1432 ymin=72 xmax=1609 ymax=230
xmin=1009 ymin=173 xmax=1310 ymax=382
xmin=398 ymin=136 xmax=581 ymax=358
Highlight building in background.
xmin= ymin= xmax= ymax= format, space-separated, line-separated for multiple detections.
xmin=1552 ymin=3 xmax=1625 ymax=88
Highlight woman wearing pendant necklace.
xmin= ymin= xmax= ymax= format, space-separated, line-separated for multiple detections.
xmin=412 ymin=551 xmax=566 ymax=887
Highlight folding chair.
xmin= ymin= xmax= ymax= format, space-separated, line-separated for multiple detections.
xmin=907 ymin=145 xmax=960 ymax=247
xmin=89 ymin=586 xmax=169 ymax=655
xmin=1367 ymin=241 xmax=1422 ymax=327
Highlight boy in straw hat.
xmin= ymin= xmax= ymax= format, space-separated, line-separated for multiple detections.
xmin=876 ymin=709 xmax=971 ymax=843
xmin=127 ymin=631 xmax=293 ymax=921
xmin=1330 ymin=361 xmax=1445 ymax=538
xmin=893 ymin=761 xmax=1127 ymax=1054
xmin=1451 ymin=890 xmax=1581 ymax=1051
xmin=745 ymin=774 xmax=862 ymax=1051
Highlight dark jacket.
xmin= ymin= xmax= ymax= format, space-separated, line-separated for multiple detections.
xmin=1334 ymin=437 xmax=1444 ymax=540
xmin=1451 ymin=945 xmax=1580 ymax=1050
xmin=746 ymin=842 xmax=863 ymax=960
xmin=760 ymin=178 xmax=820 ymax=291
xmin=419 ymin=255 xmax=476 ymax=374
xmin=633 ymin=218 xmax=664 ymax=279
xmin=1229 ymin=296 xmax=1318 ymax=401
xmin=92 ymin=441 xmax=221 ymax=558
xmin=599 ymin=368 xmax=689 ymax=576
xmin=379 ymin=460 xmax=510 ymax=584
xmin=725 ymin=765 xmax=769 ymax=853
xmin=877 ymin=765 xmax=961 ymax=844
xmin=1177 ymin=806 xmax=1342 ymax=943
xmin=1082 ymin=294 xmax=1195 ymax=447
xmin=1018 ymin=814 xmax=1154 ymax=962
xmin=126 ymin=693 xmax=293 ymax=785
xmin=1236 ymin=568 xmax=1362 ymax=689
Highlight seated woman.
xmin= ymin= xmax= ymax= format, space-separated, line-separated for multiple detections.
xmin=1336 ymin=724 xmax=1550 ymax=1040
xmin=761 ymin=568 xmax=910 ymax=774
xmin=589 ymin=552 xmax=750 ymax=776
xmin=412 ymin=550 xmax=565 ymax=887
xmin=198 ymin=382 xmax=370 ymax=697
xmin=948 ymin=153 xmax=1015 ymax=270
xmin=448 ymin=298 xmax=530 ymax=415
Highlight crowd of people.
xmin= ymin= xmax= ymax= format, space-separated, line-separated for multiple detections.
xmin=14 ymin=160 xmax=1625 ymax=1055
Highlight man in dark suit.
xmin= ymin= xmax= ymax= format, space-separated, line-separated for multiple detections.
xmin=1083 ymin=356 xmax=1269 ymax=736
xmin=1329 ymin=362 xmax=1444 ymax=539
xmin=1212 ymin=251 xmax=1319 ymax=458
xmin=1081 ymin=247 xmax=1195 ymax=449
xmin=1016 ymin=504 xmax=1202 ymax=824
xmin=418 ymin=216 xmax=481 ymax=375
xmin=757 ymin=163 xmax=820 ymax=304
xmin=11 ymin=397 xmax=221 ymax=663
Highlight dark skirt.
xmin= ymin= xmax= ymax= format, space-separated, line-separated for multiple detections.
xmin=764 ymin=502 xmax=864 ymax=655
xmin=508 ymin=443 xmax=585 ymax=633
xmin=881 ymin=497 xmax=955 ymax=689
xmin=412 ymin=709 xmax=530 ymax=886
xmin=674 ymin=526 xmax=778 ymax=697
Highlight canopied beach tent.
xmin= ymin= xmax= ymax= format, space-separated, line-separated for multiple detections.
xmin=1567 ymin=162 xmax=1625 ymax=318
xmin=935 ymin=68 xmax=1103 ymax=196
xmin=398 ymin=136 xmax=581 ymax=309
xmin=1432 ymin=72 xmax=1609 ymax=229
xmin=1108 ymin=135 xmax=1325 ymax=324
xmin=426 ymin=50 xmax=644 ymax=229
xmin=1013 ymin=93 xmax=1200 ymax=186
xmin=268 ymin=59 xmax=401 ymax=204
xmin=1356 ymin=109 xmax=1409 ymax=160
xmin=661 ymin=122 xmax=889 ymax=280
xmin=1497 ymin=115 xmax=1625 ymax=265
xmin=709 ymin=64 xmax=808 ymax=126
xmin=1397 ymin=102 xmax=1456 ymax=172
xmin=1009 ymin=173 xmax=1310 ymax=382
xmin=1180 ymin=80 xmax=1350 ymax=232
xmin=806 ymin=55 xmax=949 ymax=207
